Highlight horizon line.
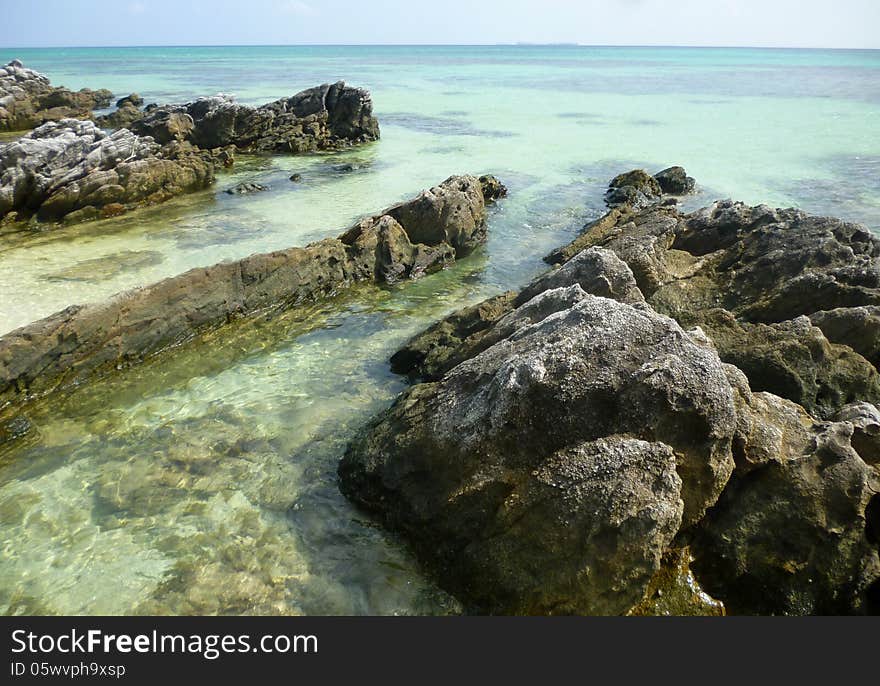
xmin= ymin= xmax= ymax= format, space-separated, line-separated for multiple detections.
xmin=1 ymin=42 xmax=878 ymax=51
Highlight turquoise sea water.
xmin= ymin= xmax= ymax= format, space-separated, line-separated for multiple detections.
xmin=1 ymin=46 xmax=879 ymax=615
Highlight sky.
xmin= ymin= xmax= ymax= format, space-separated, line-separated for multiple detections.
xmin=0 ymin=0 xmax=878 ymax=49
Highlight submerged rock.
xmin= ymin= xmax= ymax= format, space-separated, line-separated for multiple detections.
xmin=478 ymin=174 xmax=508 ymax=201
xmin=225 ymin=182 xmax=269 ymax=195
xmin=0 ymin=119 xmax=228 ymax=223
xmin=0 ymin=60 xmax=112 ymax=132
xmin=129 ymin=82 xmax=380 ymax=153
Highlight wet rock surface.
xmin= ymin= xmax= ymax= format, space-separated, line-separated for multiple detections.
xmin=0 ymin=60 xmax=112 ymax=132
xmin=341 ymin=168 xmax=880 ymax=615
xmin=605 ymin=169 xmax=662 ymax=209
xmin=0 ymin=174 xmax=502 ymax=417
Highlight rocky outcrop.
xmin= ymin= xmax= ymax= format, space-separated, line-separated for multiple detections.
xmin=605 ymin=169 xmax=662 ymax=209
xmin=693 ymin=367 xmax=880 ymax=614
xmin=0 ymin=119 xmax=232 ymax=224
xmin=341 ymin=282 xmax=740 ymax=614
xmin=809 ymin=306 xmax=880 ymax=370
xmin=340 ymin=169 xmax=880 ymax=615
xmin=543 ymin=182 xmax=880 ymax=419
xmin=225 ymin=182 xmax=268 ymax=195
xmin=391 ymin=247 xmax=645 ymax=381
xmin=0 ymin=60 xmax=112 ymax=132
xmin=0 ymin=174 xmax=503 ymax=414
xmin=95 ymin=93 xmax=145 ymax=129
xmin=2 ymin=78 xmax=382 ymax=226
xmin=128 ymin=82 xmax=379 ymax=153
xmin=654 ymin=166 xmax=696 ymax=195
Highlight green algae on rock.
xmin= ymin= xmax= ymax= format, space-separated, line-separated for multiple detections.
xmin=0 ymin=174 xmax=505 ymax=425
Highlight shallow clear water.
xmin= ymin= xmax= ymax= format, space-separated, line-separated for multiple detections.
xmin=1 ymin=46 xmax=879 ymax=615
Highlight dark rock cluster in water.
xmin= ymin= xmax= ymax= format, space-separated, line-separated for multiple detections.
xmin=128 ymin=82 xmax=379 ymax=153
xmin=0 ymin=174 xmax=505 ymax=420
xmin=0 ymin=63 xmax=380 ymax=227
xmin=0 ymin=59 xmax=112 ymax=132
xmin=226 ymin=182 xmax=269 ymax=195
xmin=340 ymin=168 xmax=880 ymax=616
xmin=605 ymin=165 xmax=695 ymax=209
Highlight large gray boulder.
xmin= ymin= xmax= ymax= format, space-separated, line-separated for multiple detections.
xmin=340 ymin=289 xmax=739 ymax=613
xmin=341 ymin=169 xmax=880 ymax=615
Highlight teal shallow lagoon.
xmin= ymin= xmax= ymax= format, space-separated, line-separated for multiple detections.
xmin=1 ymin=46 xmax=879 ymax=615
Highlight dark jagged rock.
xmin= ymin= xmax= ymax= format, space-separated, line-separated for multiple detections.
xmin=0 ymin=119 xmax=230 ymax=224
xmin=384 ymin=175 xmax=488 ymax=255
xmin=95 ymin=94 xmax=145 ymax=129
xmin=389 ymin=292 xmax=517 ymax=379
xmin=605 ymin=169 xmax=662 ymax=209
xmin=0 ymin=60 xmax=112 ymax=132
xmin=289 ymin=173 xmax=303 ymax=182
xmin=2 ymin=70 xmax=381 ymax=226
xmin=0 ymin=174 xmax=500 ymax=412
xmin=544 ymin=190 xmax=880 ymax=419
xmin=654 ymin=166 xmax=696 ymax=195
xmin=478 ymin=174 xmax=508 ymax=201
xmin=117 ymin=93 xmax=143 ymax=108
xmin=129 ymin=82 xmax=379 ymax=153
xmin=342 ymin=168 xmax=880 ymax=615
xmin=692 ymin=368 xmax=880 ymax=615
xmin=225 ymin=182 xmax=268 ymax=195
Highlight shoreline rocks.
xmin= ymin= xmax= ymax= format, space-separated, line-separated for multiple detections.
xmin=128 ymin=82 xmax=379 ymax=153
xmin=0 ymin=60 xmax=112 ymax=133
xmin=0 ymin=63 xmax=381 ymax=227
xmin=0 ymin=119 xmax=230 ymax=224
xmin=341 ymin=167 xmax=880 ymax=615
xmin=0 ymin=174 xmax=504 ymax=419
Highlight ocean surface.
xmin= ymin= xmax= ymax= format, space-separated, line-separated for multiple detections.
xmin=1 ymin=45 xmax=879 ymax=615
